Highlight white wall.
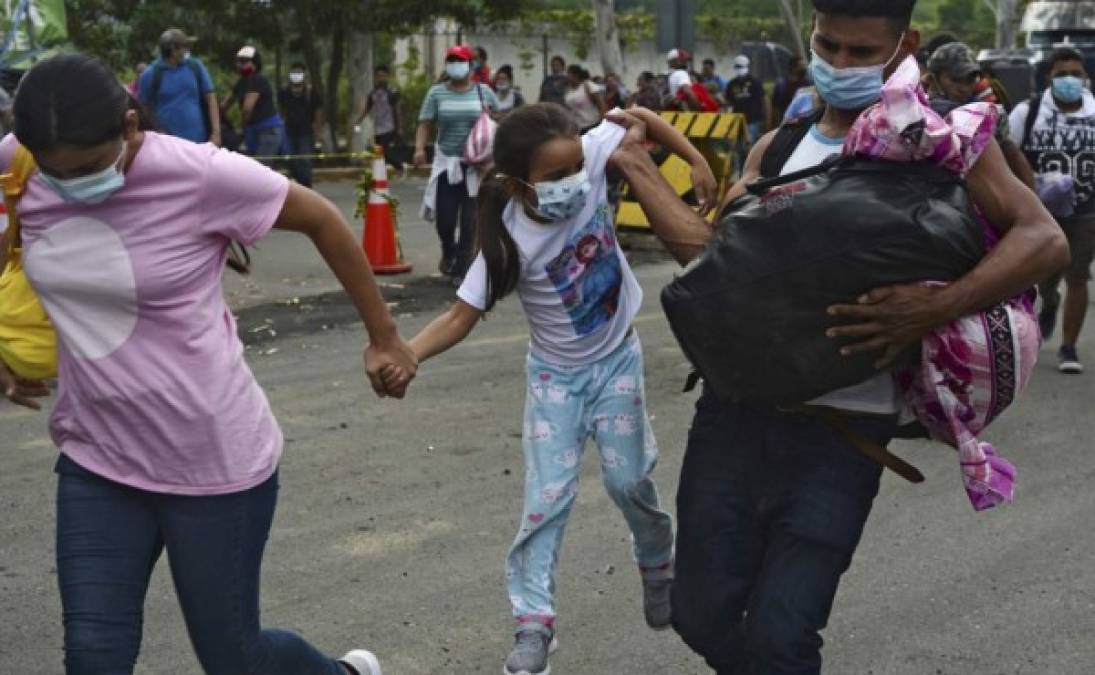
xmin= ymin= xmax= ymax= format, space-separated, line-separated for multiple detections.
xmin=393 ymin=20 xmax=747 ymax=99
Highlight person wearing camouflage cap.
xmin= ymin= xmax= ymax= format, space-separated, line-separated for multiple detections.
xmin=926 ymin=41 xmax=1034 ymax=190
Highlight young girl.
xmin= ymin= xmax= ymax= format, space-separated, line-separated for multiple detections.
xmin=405 ymin=103 xmax=717 ymax=675
xmin=1 ymin=54 xmax=415 ymax=675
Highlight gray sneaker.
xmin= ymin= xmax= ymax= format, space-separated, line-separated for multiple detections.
xmin=643 ymin=577 xmax=674 ymax=630
xmin=1059 ymin=345 xmax=1084 ymax=374
xmin=503 ymin=629 xmax=558 ymax=675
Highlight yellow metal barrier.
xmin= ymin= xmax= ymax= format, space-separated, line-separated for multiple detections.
xmin=615 ymin=111 xmax=748 ymax=231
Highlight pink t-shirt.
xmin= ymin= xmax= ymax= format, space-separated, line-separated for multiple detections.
xmin=1 ymin=132 xmax=290 ymax=495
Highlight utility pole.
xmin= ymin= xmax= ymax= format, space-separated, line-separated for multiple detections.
xmin=655 ymin=0 xmax=695 ymax=54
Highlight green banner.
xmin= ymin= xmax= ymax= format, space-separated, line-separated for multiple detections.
xmin=0 ymin=0 xmax=67 ymax=65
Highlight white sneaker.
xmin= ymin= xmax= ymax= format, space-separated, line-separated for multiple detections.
xmin=340 ymin=649 xmax=382 ymax=675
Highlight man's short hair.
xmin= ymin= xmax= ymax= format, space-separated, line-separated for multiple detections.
xmin=289 ymin=62 xmax=306 ymax=71
xmin=1050 ymin=46 xmax=1085 ymax=68
xmin=375 ymin=64 xmax=390 ymax=74
xmin=703 ymin=58 xmax=715 ymax=67
xmin=811 ymin=0 xmax=918 ymax=33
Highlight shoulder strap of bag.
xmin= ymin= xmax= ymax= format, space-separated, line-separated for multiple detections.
xmin=476 ymin=82 xmax=488 ymax=112
xmin=759 ymin=107 xmax=824 ymax=179
xmin=2 ymin=145 xmax=38 ymax=255
xmin=748 ymin=152 xmax=848 ymax=196
xmin=149 ymin=63 xmax=167 ymax=109
xmin=1021 ymin=93 xmax=1041 ymax=153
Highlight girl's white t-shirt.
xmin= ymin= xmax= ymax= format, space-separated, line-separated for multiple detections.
xmin=458 ymin=118 xmax=640 ymax=367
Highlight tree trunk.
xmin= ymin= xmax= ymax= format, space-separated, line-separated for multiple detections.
xmin=777 ymin=0 xmax=807 ymax=61
xmin=592 ymin=0 xmax=625 ymax=77
xmin=995 ymin=0 xmax=1019 ymax=49
xmin=326 ymin=20 xmax=346 ymax=151
xmin=295 ymin=2 xmax=330 ymax=151
xmin=346 ymin=31 xmax=374 ymax=153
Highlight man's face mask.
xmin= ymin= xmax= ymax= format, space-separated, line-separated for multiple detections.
xmin=809 ymin=33 xmax=905 ymax=110
xmin=1052 ymin=74 xmax=1085 ymax=104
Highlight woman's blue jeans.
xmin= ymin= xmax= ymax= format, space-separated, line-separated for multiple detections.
xmin=54 ymin=454 xmax=343 ymax=675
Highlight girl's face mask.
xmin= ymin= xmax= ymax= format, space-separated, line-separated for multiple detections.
xmin=523 ymin=168 xmax=592 ymax=222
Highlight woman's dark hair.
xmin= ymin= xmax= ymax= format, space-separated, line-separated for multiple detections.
xmin=477 ymin=103 xmax=579 ymax=311
xmin=13 ymin=53 xmax=151 ymax=152
xmin=496 ymin=64 xmax=514 ymax=80
xmin=567 ymin=64 xmax=590 ymax=81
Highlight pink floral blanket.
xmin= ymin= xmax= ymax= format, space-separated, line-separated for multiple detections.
xmin=843 ymin=56 xmax=1040 ymax=511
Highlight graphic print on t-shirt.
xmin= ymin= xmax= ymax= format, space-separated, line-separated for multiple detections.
xmin=544 ymin=204 xmax=622 ymax=336
xmin=1026 ymin=112 xmax=1095 ymax=214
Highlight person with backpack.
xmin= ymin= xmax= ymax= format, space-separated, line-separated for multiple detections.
xmin=665 ymin=48 xmax=719 ymax=113
xmin=926 ymin=42 xmax=1033 ymax=189
xmin=604 ymin=1 xmax=1067 ymax=671
xmin=1 ymin=53 xmax=418 ymax=675
xmin=414 ymin=44 xmax=500 ymax=283
xmin=138 ymin=28 xmax=221 ymax=146
xmin=1009 ymin=46 xmax=1095 ymax=374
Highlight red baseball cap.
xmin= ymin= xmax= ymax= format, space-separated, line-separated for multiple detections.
xmin=445 ymin=45 xmax=474 ymax=62
xmin=667 ymin=48 xmax=692 ymax=63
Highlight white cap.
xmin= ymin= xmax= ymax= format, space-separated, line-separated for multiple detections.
xmin=733 ymin=55 xmax=750 ymax=69
xmin=237 ymin=45 xmax=257 ymax=60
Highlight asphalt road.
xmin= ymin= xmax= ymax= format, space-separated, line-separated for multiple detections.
xmin=2 ymin=176 xmax=1094 ymax=674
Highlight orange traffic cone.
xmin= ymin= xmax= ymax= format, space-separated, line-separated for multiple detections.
xmin=363 ymin=146 xmax=412 ymax=275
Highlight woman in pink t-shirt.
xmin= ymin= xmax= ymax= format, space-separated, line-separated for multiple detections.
xmin=0 ymin=54 xmax=408 ymax=675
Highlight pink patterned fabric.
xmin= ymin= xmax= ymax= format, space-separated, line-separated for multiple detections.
xmin=844 ymin=56 xmax=1040 ymax=511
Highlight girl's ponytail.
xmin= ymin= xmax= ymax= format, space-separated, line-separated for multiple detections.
xmin=477 ymin=176 xmax=520 ymax=311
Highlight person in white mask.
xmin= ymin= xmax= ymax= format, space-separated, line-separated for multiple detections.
xmin=1010 ymin=46 xmax=1095 ymax=374
xmin=414 ymin=44 xmax=500 ymax=283
xmin=602 ymin=0 xmax=1068 ymax=672
xmin=278 ymin=63 xmax=323 ymax=187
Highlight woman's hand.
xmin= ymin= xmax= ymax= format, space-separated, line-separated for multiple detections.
xmin=0 ymin=361 xmax=50 ymax=410
xmin=413 ymin=148 xmax=428 ymax=169
xmin=364 ymin=336 xmax=418 ymax=399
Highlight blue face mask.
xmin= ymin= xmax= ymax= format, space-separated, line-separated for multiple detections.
xmin=528 ymin=168 xmax=592 ymax=222
xmin=809 ymin=36 xmax=904 ymax=110
xmin=40 ymin=142 xmax=128 ymax=204
xmin=1052 ymin=75 xmax=1084 ymax=104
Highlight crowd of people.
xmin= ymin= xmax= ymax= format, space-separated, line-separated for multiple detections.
xmin=0 ymin=1 xmax=1093 ymax=674
xmin=133 ymin=28 xmax=325 ymax=187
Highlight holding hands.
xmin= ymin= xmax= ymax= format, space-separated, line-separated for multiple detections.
xmin=365 ymin=336 xmax=418 ymax=399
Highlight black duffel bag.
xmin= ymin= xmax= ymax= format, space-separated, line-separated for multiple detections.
xmin=661 ymin=155 xmax=986 ymax=405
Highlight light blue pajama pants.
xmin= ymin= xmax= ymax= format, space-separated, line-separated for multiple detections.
xmin=505 ymin=333 xmax=675 ymax=629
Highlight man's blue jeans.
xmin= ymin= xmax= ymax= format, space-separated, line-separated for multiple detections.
xmin=671 ymin=391 xmax=896 ymax=675
xmin=54 ymin=454 xmax=344 ymax=675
